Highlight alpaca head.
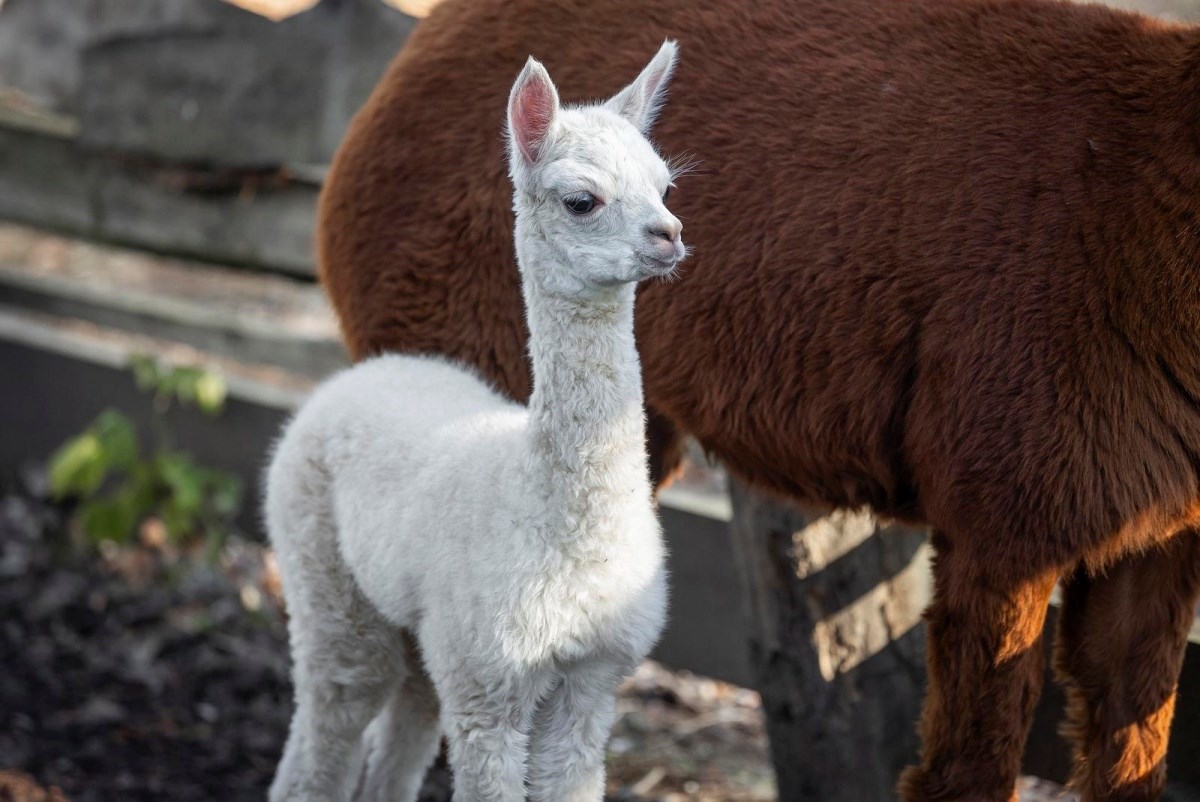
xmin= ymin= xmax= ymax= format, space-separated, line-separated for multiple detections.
xmin=506 ymin=41 xmax=685 ymax=298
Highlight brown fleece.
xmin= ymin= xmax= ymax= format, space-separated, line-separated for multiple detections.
xmin=318 ymin=0 xmax=1200 ymax=798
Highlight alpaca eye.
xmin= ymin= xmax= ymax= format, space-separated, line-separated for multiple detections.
xmin=563 ymin=193 xmax=596 ymax=215
xmin=662 ymin=186 xmax=671 ymax=204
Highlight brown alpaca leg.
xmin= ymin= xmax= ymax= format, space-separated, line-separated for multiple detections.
xmin=899 ymin=533 xmax=1060 ymax=802
xmin=1055 ymin=533 xmax=1200 ymax=802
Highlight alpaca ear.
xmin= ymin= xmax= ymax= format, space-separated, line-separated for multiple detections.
xmin=604 ymin=39 xmax=679 ymax=134
xmin=508 ymin=57 xmax=561 ymax=168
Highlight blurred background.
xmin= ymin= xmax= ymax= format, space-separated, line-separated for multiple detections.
xmin=1 ymin=1 xmax=1199 ymax=801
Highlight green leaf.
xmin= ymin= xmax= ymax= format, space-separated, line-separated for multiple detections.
xmin=155 ymin=370 xmax=178 ymax=399
xmin=194 ymin=372 xmax=227 ymax=416
xmin=79 ymin=497 xmax=137 ymax=542
xmin=161 ymin=496 xmax=198 ymax=541
xmin=115 ymin=473 xmax=156 ymax=527
xmin=47 ymin=432 xmax=107 ymax=498
xmin=126 ymin=463 xmax=159 ymax=509
xmin=93 ymin=410 xmax=139 ymax=471
xmin=49 ymin=358 xmax=239 ymax=552
xmin=170 ymin=367 xmax=203 ymax=404
xmin=157 ymin=452 xmax=204 ymax=515
xmin=128 ymin=354 xmax=161 ymax=393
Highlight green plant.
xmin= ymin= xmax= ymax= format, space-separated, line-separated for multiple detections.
xmin=47 ymin=355 xmax=242 ymax=551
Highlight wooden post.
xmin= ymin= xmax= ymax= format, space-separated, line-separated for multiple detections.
xmin=728 ymin=479 xmax=931 ymax=802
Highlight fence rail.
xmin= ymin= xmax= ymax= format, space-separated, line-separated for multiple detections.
xmin=0 ymin=0 xmax=415 ymax=275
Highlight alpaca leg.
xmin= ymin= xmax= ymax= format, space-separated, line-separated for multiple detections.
xmin=526 ymin=661 xmax=626 ymax=802
xmin=1055 ymin=532 xmax=1200 ymax=802
xmin=428 ymin=653 xmax=550 ymax=802
xmin=271 ymin=604 xmax=398 ymax=801
xmin=899 ymin=532 xmax=1060 ymax=802
xmin=269 ymin=511 xmax=402 ymax=801
xmin=357 ymin=635 xmax=442 ymax=802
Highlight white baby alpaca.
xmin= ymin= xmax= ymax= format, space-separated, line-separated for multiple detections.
xmin=267 ymin=41 xmax=685 ymax=802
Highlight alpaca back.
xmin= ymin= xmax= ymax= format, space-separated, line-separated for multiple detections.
xmin=267 ymin=355 xmax=531 ymax=625
xmin=286 ymin=354 xmax=517 ymax=472
xmin=320 ymin=0 xmax=1200 ymax=559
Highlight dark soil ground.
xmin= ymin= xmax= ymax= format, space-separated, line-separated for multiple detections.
xmin=0 ymin=468 xmax=298 ymax=802
xmin=0 ymin=467 xmax=774 ymax=802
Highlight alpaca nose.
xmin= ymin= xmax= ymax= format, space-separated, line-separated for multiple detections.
xmin=648 ymin=218 xmax=682 ymax=244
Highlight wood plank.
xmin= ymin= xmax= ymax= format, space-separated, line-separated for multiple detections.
xmin=0 ymin=124 xmax=320 ymax=275
xmin=0 ymin=0 xmax=415 ymax=166
xmin=0 ymin=224 xmax=346 ymax=375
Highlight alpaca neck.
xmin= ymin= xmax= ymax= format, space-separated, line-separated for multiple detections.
xmin=520 ymin=267 xmax=649 ymax=507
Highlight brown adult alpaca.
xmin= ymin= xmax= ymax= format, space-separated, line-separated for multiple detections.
xmin=318 ymin=0 xmax=1200 ymax=799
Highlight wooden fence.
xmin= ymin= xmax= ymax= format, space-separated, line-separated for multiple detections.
xmin=0 ymin=0 xmax=410 ymax=274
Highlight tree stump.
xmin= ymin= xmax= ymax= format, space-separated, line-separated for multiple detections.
xmin=728 ymin=479 xmax=931 ymax=802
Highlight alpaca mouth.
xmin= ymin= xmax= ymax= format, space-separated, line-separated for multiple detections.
xmin=640 ymin=254 xmax=682 ymax=276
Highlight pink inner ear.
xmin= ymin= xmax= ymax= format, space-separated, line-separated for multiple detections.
xmin=513 ymin=78 xmax=555 ymax=165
